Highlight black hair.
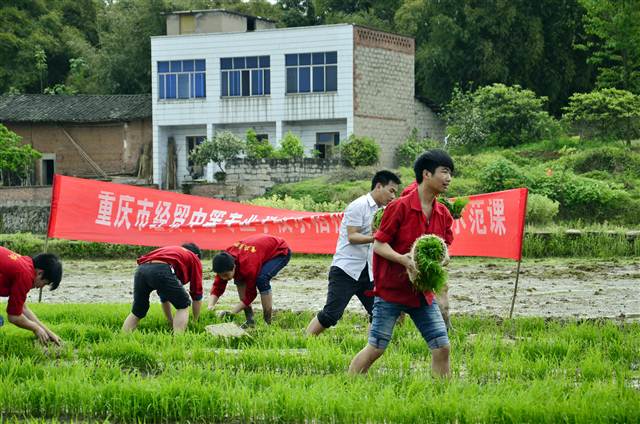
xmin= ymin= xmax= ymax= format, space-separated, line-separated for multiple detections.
xmin=413 ymin=149 xmax=455 ymax=183
xmin=212 ymin=252 xmax=235 ymax=273
xmin=371 ymin=170 xmax=401 ymax=191
xmin=181 ymin=242 xmax=202 ymax=259
xmin=31 ymin=253 xmax=63 ymax=290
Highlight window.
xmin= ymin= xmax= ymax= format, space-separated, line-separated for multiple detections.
xmin=158 ymin=59 xmax=206 ymax=100
xmin=256 ymin=134 xmax=269 ymax=142
xmin=187 ymin=136 xmax=206 ymax=178
xmin=315 ymin=132 xmax=340 ymax=159
xmin=286 ymin=51 xmax=337 ymax=94
xmin=221 ymin=56 xmax=270 ymax=97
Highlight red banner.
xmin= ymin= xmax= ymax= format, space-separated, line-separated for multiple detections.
xmin=48 ymin=175 xmax=527 ymax=259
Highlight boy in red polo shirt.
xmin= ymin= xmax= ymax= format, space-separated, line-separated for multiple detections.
xmin=0 ymin=246 xmax=63 ymax=345
xmin=349 ymin=150 xmax=454 ymax=377
xmin=122 ymin=243 xmax=203 ymax=334
xmin=208 ymin=234 xmax=291 ymax=326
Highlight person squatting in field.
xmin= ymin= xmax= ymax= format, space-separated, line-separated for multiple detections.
xmin=0 ymin=246 xmax=63 ymax=345
xmin=306 ymin=170 xmax=401 ymax=336
xmin=208 ymin=234 xmax=291 ymax=327
xmin=349 ymin=150 xmax=455 ymax=378
xmin=122 ymin=243 xmax=203 ymax=334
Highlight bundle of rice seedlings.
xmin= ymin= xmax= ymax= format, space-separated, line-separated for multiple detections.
xmin=438 ymin=196 xmax=470 ymax=219
xmin=408 ymin=234 xmax=448 ymax=293
xmin=372 ymin=207 xmax=385 ymax=231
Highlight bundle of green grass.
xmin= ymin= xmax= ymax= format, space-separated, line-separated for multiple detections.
xmin=408 ymin=234 xmax=449 ymax=294
xmin=372 ymin=207 xmax=385 ymax=231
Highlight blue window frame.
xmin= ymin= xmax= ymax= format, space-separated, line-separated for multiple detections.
xmin=220 ymin=56 xmax=270 ymax=97
xmin=157 ymin=59 xmax=206 ymax=100
xmin=285 ymin=51 xmax=337 ymax=94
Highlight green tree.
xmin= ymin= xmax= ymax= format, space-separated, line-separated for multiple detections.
xmin=339 ymin=134 xmax=380 ymax=167
xmin=0 ymin=124 xmax=42 ymax=185
xmin=245 ymin=128 xmax=274 ymax=159
xmin=274 ymin=132 xmax=304 ymax=159
xmin=562 ymin=88 xmax=640 ymax=145
xmin=578 ymin=0 xmax=640 ymax=93
xmin=189 ymin=131 xmax=245 ymax=172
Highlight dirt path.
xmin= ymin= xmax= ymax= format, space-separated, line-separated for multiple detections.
xmin=24 ymin=257 xmax=640 ymax=320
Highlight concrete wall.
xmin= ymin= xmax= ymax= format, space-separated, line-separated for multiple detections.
xmin=413 ymin=99 xmax=446 ymax=141
xmin=151 ymin=24 xmax=355 ymax=185
xmin=0 ymin=206 xmax=49 ymax=234
xmin=0 ymin=185 xmax=51 ymax=206
xmin=352 ymin=27 xmax=416 ymax=167
xmin=187 ymin=158 xmax=343 ymax=201
xmin=6 ymin=119 xmax=151 ymax=180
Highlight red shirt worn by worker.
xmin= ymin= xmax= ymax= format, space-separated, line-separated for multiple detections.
xmin=210 ymin=234 xmax=290 ymax=306
xmin=137 ymin=246 xmax=203 ymax=300
xmin=401 ymin=181 xmax=418 ymax=197
xmin=0 ymin=246 xmax=36 ymax=316
xmin=373 ymin=188 xmax=454 ymax=307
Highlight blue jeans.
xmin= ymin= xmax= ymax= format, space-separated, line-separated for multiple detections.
xmin=255 ymin=249 xmax=292 ymax=294
xmin=368 ymin=296 xmax=449 ymax=350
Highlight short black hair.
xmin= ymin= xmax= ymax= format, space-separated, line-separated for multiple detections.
xmin=212 ymin=252 xmax=235 ymax=273
xmin=182 ymin=242 xmax=202 ymax=259
xmin=414 ymin=149 xmax=454 ymax=183
xmin=371 ymin=170 xmax=401 ymax=191
xmin=32 ymin=253 xmax=63 ymax=290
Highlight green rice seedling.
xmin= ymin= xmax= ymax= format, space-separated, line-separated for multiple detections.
xmin=372 ymin=207 xmax=384 ymax=231
xmin=409 ymin=234 xmax=448 ymax=293
xmin=438 ymin=196 xmax=470 ymax=219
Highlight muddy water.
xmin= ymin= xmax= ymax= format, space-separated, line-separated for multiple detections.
xmin=24 ymin=258 xmax=640 ymax=320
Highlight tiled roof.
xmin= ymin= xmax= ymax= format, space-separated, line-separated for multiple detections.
xmin=0 ymin=94 xmax=151 ymax=123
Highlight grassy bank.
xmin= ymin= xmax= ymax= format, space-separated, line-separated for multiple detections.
xmin=2 ymin=230 xmax=638 ymax=260
xmin=1 ymin=306 xmax=639 ymax=423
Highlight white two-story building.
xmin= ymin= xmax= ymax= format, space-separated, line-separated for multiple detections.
xmin=151 ymin=9 xmax=444 ymax=187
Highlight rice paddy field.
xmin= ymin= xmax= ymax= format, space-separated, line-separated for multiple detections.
xmin=1 ymin=305 xmax=639 ymax=423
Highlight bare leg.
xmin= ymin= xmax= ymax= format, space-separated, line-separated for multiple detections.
xmin=172 ymin=308 xmax=189 ymax=333
xmin=436 ymin=284 xmax=452 ymax=331
xmin=348 ymin=344 xmax=385 ymax=375
xmin=260 ymin=292 xmax=273 ymax=324
xmin=305 ymin=316 xmax=326 ymax=336
xmin=235 ymin=284 xmax=255 ymax=326
xmin=122 ymin=313 xmax=141 ymax=333
xmin=431 ymin=345 xmax=451 ymax=378
xmin=161 ymin=301 xmax=173 ymax=328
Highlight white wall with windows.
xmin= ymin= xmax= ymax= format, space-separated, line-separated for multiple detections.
xmin=283 ymin=119 xmax=347 ymax=157
xmin=151 ymin=24 xmax=355 ymax=186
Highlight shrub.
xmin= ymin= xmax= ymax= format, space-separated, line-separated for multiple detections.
xmin=0 ymin=124 xmax=41 ymax=184
xmin=562 ymin=88 xmax=640 ymax=145
xmin=526 ymin=194 xmax=559 ymax=225
xmin=478 ymin=158 xmax=531 ymax=193
xmin=339 ymin=134 xmax=380 ymax=167
xmin=445 ymin=84 xmax=560 ymax=148
xmin=246 ymin=194 xmax=346 ymax=212
xmin=245 ymin=129 xmax=273 ymax=160
xmin=274 ymin=132 xmax=304 ymax=159
xmin=564 ymin=146 xmax=640 ymax=176
xmin=189 ymin=131 xmax=244 ymax=172
xmin=395 ymin=128 xmax=442 ymax=166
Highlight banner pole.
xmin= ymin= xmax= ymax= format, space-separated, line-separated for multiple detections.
xmin=39 ymin=175 xmax=57 ymax=303
xmin=38 ymin=235 xmax=50 ymax=303
xmin=508 ymin=259 xmax=522 ymax=319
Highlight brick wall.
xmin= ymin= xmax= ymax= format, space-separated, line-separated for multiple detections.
xmin=413 ymin=99 xmax=446 ymax=141
xmin=186 ymin=158 xmax=343 ymax=201
xmin=353 ymin=27 xmax=415 ymax=167
xmin=7 ymin=118 xmax=150 ymax=179
xmin=0 ymin=185 xmax=52 ymax=206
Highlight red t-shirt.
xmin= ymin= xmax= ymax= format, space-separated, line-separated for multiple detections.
xmin=0 ymin=246 xmax=35 ymax=316
xmin=211 ymin=235 xmax=290 ymax=306
xmin=373 ymin=189 xmax=454 ymax=307
xmin=401 ymin=181 xmax=418 ymax=197
xmin=137 ymin=246 xmax=203 ymax=300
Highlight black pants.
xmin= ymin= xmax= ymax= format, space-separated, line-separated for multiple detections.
xmin=131 ymin=263 xmax=191 ymax=318
xmin=317 ymin=265 xmax=374 ymax=328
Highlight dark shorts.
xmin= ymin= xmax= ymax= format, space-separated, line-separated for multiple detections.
xmin=316 ymin=265 xmax=374 ymax=328
xmin=131 ymin=263 xmax=191 ymax=319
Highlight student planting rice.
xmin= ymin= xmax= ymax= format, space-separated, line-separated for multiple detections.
xmin=305 ymin=170 xmax=400 ymax=336
xmin=0 ymin=246 xmax=63 ymax=345
xmin=209 ymin=234 xmax=291 ymax=326
xmin=122 ymin=243 xmax=203 ymax=334
xmin=349 ymin=150 xmax=455 ymax=377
